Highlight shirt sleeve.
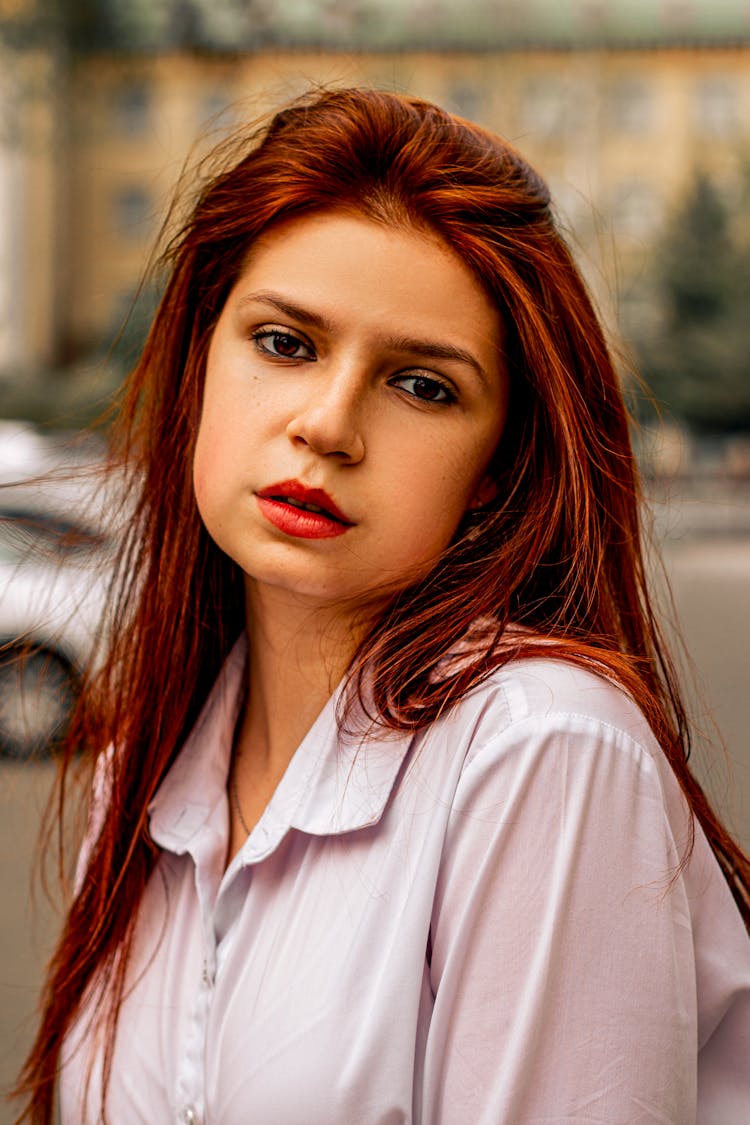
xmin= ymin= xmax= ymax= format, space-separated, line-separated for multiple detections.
xmin=420 ymin=712 xmax=699 ymax=1125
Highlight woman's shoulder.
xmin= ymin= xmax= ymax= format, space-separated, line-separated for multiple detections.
xmin=441 ymin=650 xmax=664 ymax=777
xmin=415 ymin=648 xmax=690 ymax=871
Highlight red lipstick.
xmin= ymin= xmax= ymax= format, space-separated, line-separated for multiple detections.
xmin=255 ymin=479 xmax=354 ymax=540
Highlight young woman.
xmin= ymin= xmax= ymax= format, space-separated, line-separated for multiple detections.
xmin=16 ymin=87 xmax=750 ymax=1123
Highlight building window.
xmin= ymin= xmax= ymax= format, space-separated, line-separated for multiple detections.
xmin=113 ymin=185 xmax=153 ymax=239
xmin=694 ymin=78 xmax=739 ymax=137
xmin=199 ymin=89 xmax=234 ymax=128
xmin=446 ymin=80 xmax=483 ymax=122
xmin=520 ymin=78 xmax=568 ymax=139
xmin=112 ymin=80 xmax=151 ymax=136
xmin=548 ymin=176 xmax=587 ymax=230
xmin=606 ymin=78 xmax=653 ymax=135
xmin=609 ymin=180 xmax=662 ymax=237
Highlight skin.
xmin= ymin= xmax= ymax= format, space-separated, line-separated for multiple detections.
xmin=192 ymin=211 xmax=509 ymax=858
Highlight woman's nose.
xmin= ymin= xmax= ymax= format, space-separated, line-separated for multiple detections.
xmin=286 ymin=375 xmax=366 ymax=463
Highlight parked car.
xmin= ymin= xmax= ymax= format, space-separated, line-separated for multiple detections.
xmin=0 ymin=423 xmax=113 ymax=760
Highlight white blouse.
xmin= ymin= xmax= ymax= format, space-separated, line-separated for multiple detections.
xmin=60 ymin=640 xmax=750 ymax=1124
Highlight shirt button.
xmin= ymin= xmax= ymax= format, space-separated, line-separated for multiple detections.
xmin=182 ymin=1108 xmax=199 ymax=1125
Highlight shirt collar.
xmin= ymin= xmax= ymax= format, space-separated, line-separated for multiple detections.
xmin=147 ymin=638 xmax=246 ymax=850
xmin=147 ymin=636 xmax=414 ymax=853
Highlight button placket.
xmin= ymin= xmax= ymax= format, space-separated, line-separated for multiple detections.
xmin=174 ymin=823 xmax=222 ymax=1125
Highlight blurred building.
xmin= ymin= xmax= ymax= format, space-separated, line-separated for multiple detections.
xmin=0 ymin=0 xmax=62 ymax=376
xmin=2 ymin=0 xmax=750 ymax=372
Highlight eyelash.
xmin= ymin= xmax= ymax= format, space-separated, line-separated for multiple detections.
xmin=390 ymin=373 xmax=456 ymax=405
xmin=250 ymin=326 xmax=457 ymax=405
xmin=251 ymin=328 xmax=315 ymax=361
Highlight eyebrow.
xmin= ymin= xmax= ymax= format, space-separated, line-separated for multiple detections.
xmin=237 ymin=290 xmax=491 ymax=386
xmin=383 ymin=334 xmax=489 ymax=386
xmin=238 ymin=292 xmax=333 ymax=333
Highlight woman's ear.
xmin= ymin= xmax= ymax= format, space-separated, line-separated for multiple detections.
xmin=468 ymin=474 xmax=499 ymax=511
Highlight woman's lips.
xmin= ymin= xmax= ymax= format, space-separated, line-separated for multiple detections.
xmin=255 ymin=480 xmax=354 ymax=540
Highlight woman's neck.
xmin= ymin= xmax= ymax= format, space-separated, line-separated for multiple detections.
xmin=224 ymin=581 xmax=368 ymax=865
xmin=240 ymin=580 xmax=365 ymax=777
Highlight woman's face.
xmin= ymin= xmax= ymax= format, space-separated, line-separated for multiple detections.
xmin=193 ymin=211 xmax=508 ymax=610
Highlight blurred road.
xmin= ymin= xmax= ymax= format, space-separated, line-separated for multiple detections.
xmin=1 ymin=506 xmax=748 ymax=1121
xmin=1 ymin=762 xmax=61 ymax=1122
xmin=660 ymin=536 xmax=750 ymax=849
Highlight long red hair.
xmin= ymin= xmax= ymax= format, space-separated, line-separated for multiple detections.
xmin=14 ymin=86 xmax=750 ymax=1122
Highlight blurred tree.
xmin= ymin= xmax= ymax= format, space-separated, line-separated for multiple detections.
xmin=634 ymin=169 xmax=750 ymax=433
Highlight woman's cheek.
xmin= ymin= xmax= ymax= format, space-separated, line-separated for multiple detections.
xmin=193 ymin=431 xmax=226 ymax=526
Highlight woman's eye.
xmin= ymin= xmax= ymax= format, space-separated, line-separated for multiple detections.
xmin=252 ymin=329 xmax=315 ymax=360
xmin=392 ymin=373 xmax=455 ymax=404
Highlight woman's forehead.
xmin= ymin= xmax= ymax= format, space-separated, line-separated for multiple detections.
xmin=230 ymin=210 xmax=505 ymax=355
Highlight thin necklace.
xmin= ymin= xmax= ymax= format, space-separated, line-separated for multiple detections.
xmin=231 ymin=686 xmax=251 ymax=836
xmin=230 ymin=768 xmax=251 ymax=836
